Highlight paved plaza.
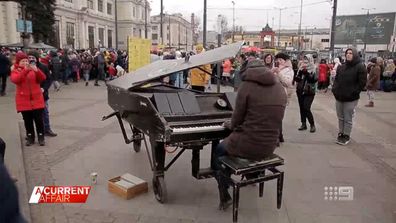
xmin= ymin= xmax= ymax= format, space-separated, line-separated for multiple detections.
xmin=1 ymin=81 xmax=396 ymax=223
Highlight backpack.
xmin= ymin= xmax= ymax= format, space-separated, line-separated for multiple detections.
xmin=50 ymin=57 xmax=62 ymax=73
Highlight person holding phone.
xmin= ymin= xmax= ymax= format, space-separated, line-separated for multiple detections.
xmin=10 ymin=51 xmax=46 ymax=146
xmin=272 ymin=53 xmax=294 ymax=143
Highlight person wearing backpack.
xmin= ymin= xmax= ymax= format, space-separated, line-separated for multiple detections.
xmin=49 ymin=51 xmax=62 ymax=91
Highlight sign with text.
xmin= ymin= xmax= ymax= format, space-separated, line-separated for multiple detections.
xmin=29 ymin=186 xmax=91 ymax=203
xmin=128 ymin=37 xmax=151 ymax=72
xmin=335 ymin=13 xmax=396 ymax=45
xmin=16 ymin=19 xmax=32 ymax=33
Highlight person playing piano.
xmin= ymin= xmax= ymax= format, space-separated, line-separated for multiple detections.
xmin=213 ymin=59 xmax=287 ymax=210
xmin=188 ymin=45 xmax=211 ymax=92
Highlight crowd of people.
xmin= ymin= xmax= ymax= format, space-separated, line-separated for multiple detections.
xmin=1 ymin=44 xmax=396 ymax=215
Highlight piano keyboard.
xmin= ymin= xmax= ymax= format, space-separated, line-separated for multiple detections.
xmin=171 ymin=124 xmax=225 ymax=135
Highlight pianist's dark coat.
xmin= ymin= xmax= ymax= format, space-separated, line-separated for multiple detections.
xmin=224 ymin=61 xmax=287 ymax=160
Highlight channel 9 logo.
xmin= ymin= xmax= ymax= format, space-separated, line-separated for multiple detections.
xmin=324 ymin=186 xmax=354 ymax=201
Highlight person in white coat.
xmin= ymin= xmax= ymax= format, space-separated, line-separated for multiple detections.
xmin=272 ymin=53 xmax=294 ymax=143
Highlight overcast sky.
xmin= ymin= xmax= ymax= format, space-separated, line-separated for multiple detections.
xmin=151 ymin=0 xmax=396 ymax=31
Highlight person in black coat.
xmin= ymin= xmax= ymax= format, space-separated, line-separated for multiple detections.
xmin=332 ymin=48 xmax=367 ymax=145
xmin=295 ymin=54 xmax=318 ymax=133
xmin=28 ymin=51 xmax=57 ymax=138
xmin=0 ymin=162 xmax=27 ymax=223
xmin=0 ymin=52 xmax=11 ymax=96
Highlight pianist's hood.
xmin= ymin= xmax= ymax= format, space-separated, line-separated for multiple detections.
xmin=107 ymin=41 xmax=244 ymax=90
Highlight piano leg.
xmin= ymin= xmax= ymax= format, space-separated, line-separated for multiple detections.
xmin=150 ymin=140 xmax=167 ymax=203
xmin=211 ymin=140 xmax=220 ymax=170
xmin=191 ymin=149 xmax=200 ymax=178
xmin=131 ymin=125 xmax=142 ymax=152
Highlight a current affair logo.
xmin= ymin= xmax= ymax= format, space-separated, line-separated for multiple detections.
xmin=29 ymin=186 xmax=91 ymax=203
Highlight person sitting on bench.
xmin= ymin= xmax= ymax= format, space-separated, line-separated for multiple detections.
xmin=213 ymin=59 xmax=287 ymax=210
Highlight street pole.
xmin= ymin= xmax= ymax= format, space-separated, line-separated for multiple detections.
xmin=362 ymin=8 xmax=375 ymax=62
xmin=329 ymin=0 xmax=337 ymax=60
xmin=115 ymin=0 xmax=118 ymax=49
xmin=217 ymin=15 xmax=221 ymax=93
xmin=310 ymin=27 xmax=315 ymax=49
xmin=232 ymin=1 xmax=235 ymax=43
xmin=277 ymin=8 xmax=284 ymax=48
xmin=160 ymin=0 xmax=163 ymax=45
xmin=298 ymin=0 xmax=303 ymax=52
xmin=144 ymin=0 xmax=148 ymax=39
xmin=203 ymin=0 xmax=207 ymax=49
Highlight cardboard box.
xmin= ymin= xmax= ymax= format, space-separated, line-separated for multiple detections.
xmin=108 ymin=174 xmax=148 ymax=200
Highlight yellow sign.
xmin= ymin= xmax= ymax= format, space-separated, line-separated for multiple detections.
xmin=128 ymin=37 xmax=151 ymax=72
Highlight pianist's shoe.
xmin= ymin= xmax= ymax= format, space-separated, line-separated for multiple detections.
xmin=218 ymin=192 xmax=232 ymax=211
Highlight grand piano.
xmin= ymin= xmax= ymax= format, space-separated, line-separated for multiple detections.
xmin=103 ymin=42 xmax=243 ymax=203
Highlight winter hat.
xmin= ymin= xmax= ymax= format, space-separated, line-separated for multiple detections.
xmin=15 ymin=51 xmax=28 ymax=65
xmin=274 ymin=53 xmax=290 ymax=61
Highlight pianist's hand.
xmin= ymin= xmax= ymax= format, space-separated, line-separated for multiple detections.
xmin=222 ymin=120 xmax=232 ymax=129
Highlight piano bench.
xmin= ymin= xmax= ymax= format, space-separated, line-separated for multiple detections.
xmin=218 ymin=154 xmax=284 ymax=223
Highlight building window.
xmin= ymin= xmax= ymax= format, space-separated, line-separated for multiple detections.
xmin=152 ymin=34 xmax=158 ymax=40
xmin=98 ymin=28 xmax=104 ymax=46
xmin=133 ymin=28 xmax=137 ymax=36
xmin=152 ymin=26 xmax=157 ymax=31
xmin=167 ymin=33 xmax=169 ymax=40
xmin=64 ymin=0 xmax=72 ymax=3
xmin=107 ymin=30 xmax=113 ymax=48
xmin=88 ymin=26 xmax=95 ymax=49
xmin=142 ymin=7 xmax=144 ymax=20
xmin=321 ymin=39 xmax=330 ymax=43
xmin=98 ymin=0 xmax=103 ymax=12
xmin=133 ymin=7 xmax=136 ymax=17
xmin=107 ymin=3 xmax=112 ymax=15
xmin=167 ymin=25 xmax=169 ymax=30
xmin=87 ymin=0 xmax=93 ymax=9
xmin=66 ymin=22 xmax=75 ymax=47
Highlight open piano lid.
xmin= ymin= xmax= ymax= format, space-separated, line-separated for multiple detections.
xmin=108 ymin=41 xmax=244 ymax=90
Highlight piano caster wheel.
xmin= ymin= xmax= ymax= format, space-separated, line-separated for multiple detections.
xmin=153 ymin=176 xmax=167 ymax=203
xmin=133 ymin=140 xmax=141 ymax=152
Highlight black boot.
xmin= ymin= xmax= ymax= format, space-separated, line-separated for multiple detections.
xmin=38 ymin=133 xmax=45 ymax=146
xmin=26 ymin=133 xmax=34 ymax=146
xmin=215 ymin=171 xmax=232 ymax=210
xmin=298 ymin=123 xmax=307 ymax=131
xmin=45 ymin=129 xmax=57 ymax=137
xmin=310 ymin=125 xmax=316 ymax=133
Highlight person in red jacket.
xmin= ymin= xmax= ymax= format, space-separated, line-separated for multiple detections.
xmin=318 ymin=59 xmax=329 ymax=91
xmin=10 ymin=51 xmax=46 ymax=146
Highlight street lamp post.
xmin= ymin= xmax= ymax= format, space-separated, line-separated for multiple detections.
xmin=232 ymin=1 xmax=235 ymax=43
xmin=329 ymin=0 xmax=337 ymax=60
xmin=362 ymin=7 xmax=375 ymax=62
xmin=203 ymin=0 xmax=207 ymax=48
xmin=310 ymin=27 xmax=316 ymax=49
xmin=297 ymin=0 xmax=303 ymax=52
xmin=275 ymin=7 xmax=287 ymax=48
